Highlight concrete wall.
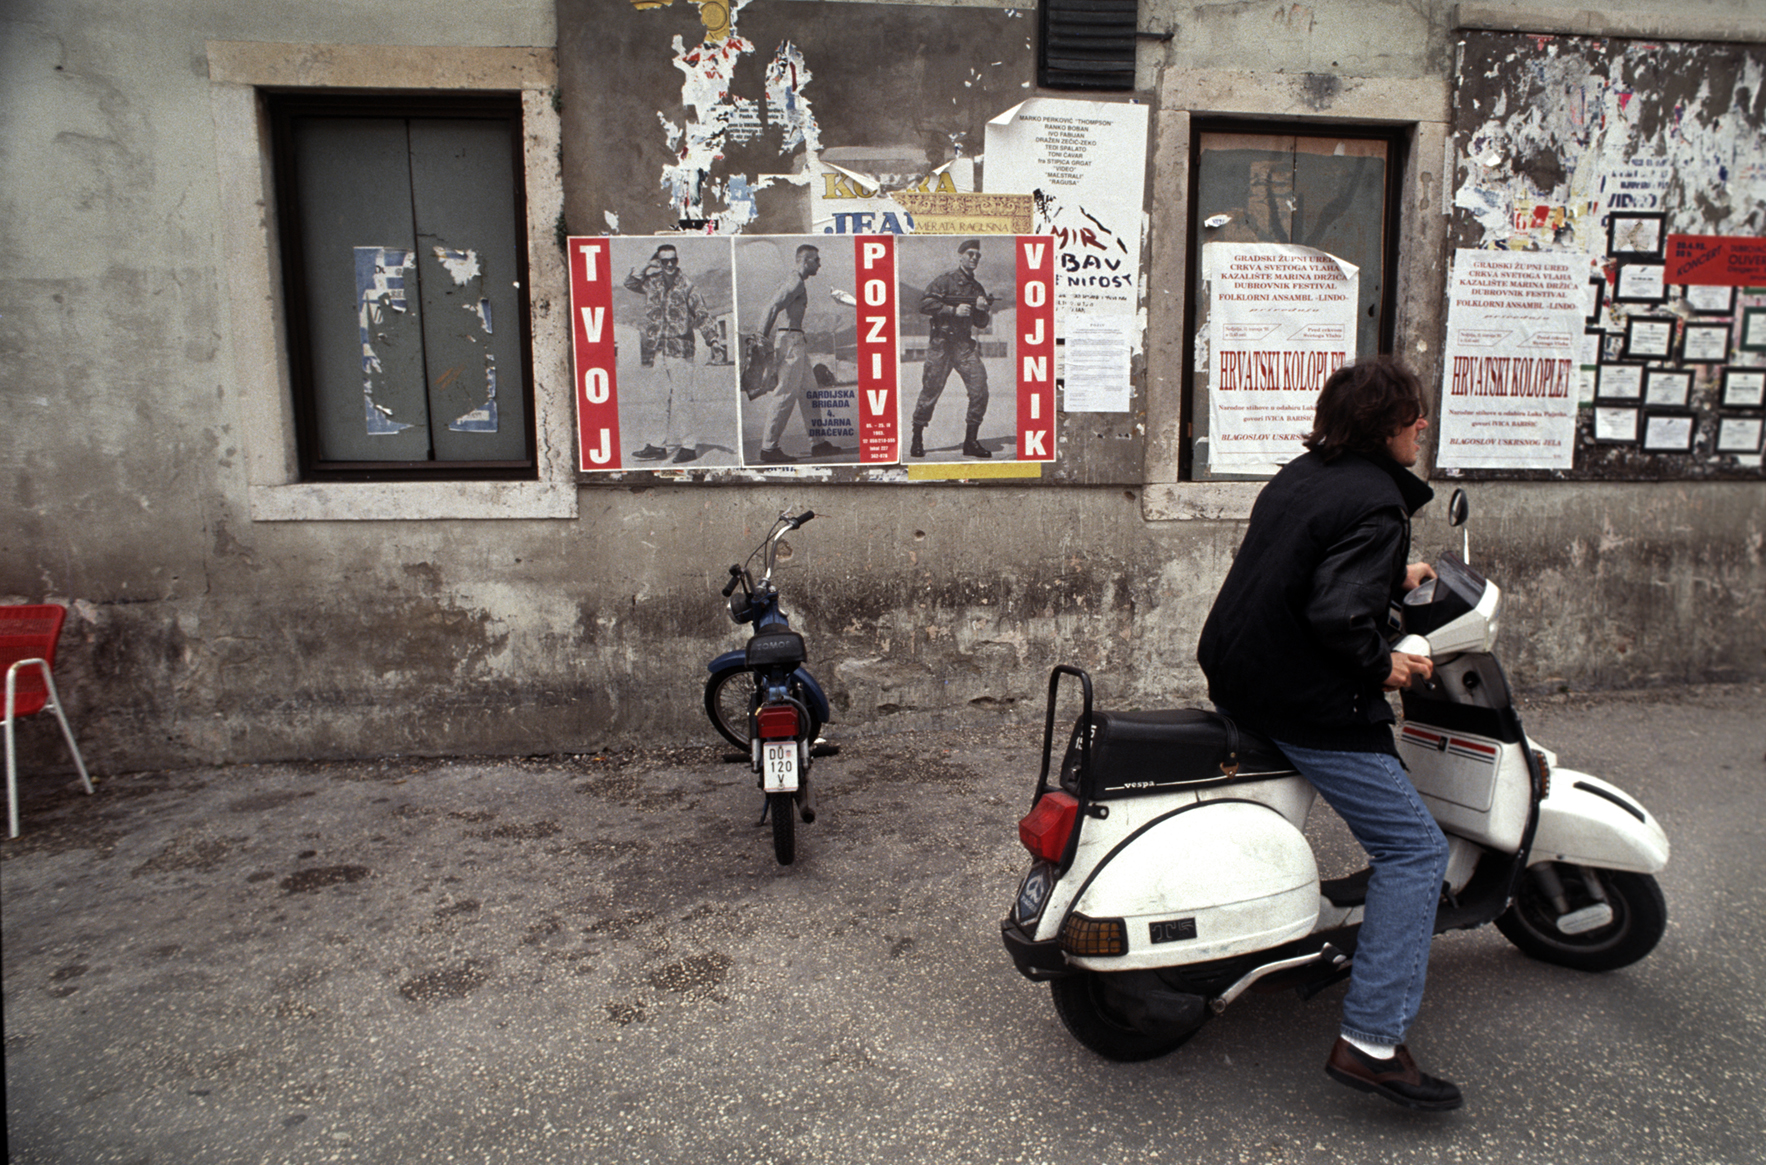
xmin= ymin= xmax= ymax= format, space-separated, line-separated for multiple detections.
xmin=3 ymin=0 xmax=1762 ymax=775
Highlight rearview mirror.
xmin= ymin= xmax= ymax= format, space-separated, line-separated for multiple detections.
xmin=1447 ymin=488 xmax=1469 ymax=528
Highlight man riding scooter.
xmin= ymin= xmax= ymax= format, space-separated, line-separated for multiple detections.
xmin=1196 ymin=357 xmax=1460 ymax=1111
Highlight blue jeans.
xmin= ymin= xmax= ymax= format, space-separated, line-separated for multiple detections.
xmin=1274 ymin=739 xmax=1449 ymax=1047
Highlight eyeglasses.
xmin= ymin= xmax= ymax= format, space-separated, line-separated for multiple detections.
xmin=657 ymin=258 xmax=678 ymax=266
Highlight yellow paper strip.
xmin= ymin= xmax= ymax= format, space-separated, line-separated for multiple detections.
xmin=906 ymin=462 xmax=1043 ymax=480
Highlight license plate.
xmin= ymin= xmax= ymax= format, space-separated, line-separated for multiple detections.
xmin=762 ymin=741 xmax=799 ymax=792
xmin=1015 ymin=860 xmax=1056 ymax=925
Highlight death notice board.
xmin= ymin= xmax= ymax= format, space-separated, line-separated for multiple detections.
xmin=1443 ymin=30 xmax=1765 ymax=481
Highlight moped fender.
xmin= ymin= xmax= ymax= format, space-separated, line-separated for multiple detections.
xmin=708 ymin=649 xmax=747 ymax=674
xmin=1528 ymin=768 xmax=1668 ymax=874
xmin=705 ymin=653 xmax=832 ymax=724
xmin=792 ymin=667 xmax=832 ymax=723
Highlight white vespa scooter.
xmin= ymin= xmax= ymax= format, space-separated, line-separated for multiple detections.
xmin=1000 ymin=490 xmax=1670 ymax=1061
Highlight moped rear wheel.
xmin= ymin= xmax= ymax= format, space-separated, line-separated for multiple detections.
xmin=1495 ymin=865 xmax=1666 ymax=972
xmin=768 ymin=791 xmax=796 ymax=865
xmin=706 ymin=666 xmax=823 ymax=751
xmin=1050 ymin=972 xmax=1207 ymax=1063
xmin=704 ymin=667 xmax=754 ymax=749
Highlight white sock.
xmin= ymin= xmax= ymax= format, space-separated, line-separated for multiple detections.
xmin=1344 ymin=1033 xmax=1396 ymax=1060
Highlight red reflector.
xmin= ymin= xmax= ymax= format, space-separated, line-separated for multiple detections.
xmin=755 ymin=704 xmax=800 ymax=739
xmin=1018 ymin=791 xmax=1079 ymax=863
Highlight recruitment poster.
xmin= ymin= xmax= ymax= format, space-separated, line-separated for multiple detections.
xmin=985 ymin=98 xmax=1147 ymax=412
xmin=570 ymin=233 xmax=1053 ymax=470
xmin=896 ymin=234 xmax=1055 ymax=464
xmin=731 ymin=235 xmax=873 ymax=467
xmin=1436 ymin=250 xmax=1583 ymax=471
xmin=1202 ymin=242 xmax=1359 ymax=472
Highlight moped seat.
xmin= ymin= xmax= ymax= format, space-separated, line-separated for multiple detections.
xmin=1060 ymin=708 xmax=1297 ymax=800
xmin=745 ymin=630 xmax=807 ymax=667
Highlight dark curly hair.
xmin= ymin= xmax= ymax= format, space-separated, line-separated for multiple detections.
xmin=1303 ymin=356 xmax=1427 ymax=462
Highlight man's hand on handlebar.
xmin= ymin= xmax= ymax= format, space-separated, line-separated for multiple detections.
xmin=1384 ymin=651 xmax=1433 ymax=691
xmin=1403 ymin=561 xmax=1437 ymax=592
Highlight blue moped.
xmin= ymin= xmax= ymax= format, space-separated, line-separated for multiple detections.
xmin=706 ymin=509 xmax=834 ymax=864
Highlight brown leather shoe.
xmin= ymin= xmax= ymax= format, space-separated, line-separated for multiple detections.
xmin=1325 ymin=1039 xmax=1463 ymax=1111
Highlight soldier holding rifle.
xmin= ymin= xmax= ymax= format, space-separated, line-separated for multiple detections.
xmin=911 ymin=238 xmax=993 ymax=459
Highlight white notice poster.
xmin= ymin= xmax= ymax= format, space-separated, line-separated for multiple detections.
xmin=986 ymin=98 xmax=1148 ymax=413
xmin=1203 ymin=242 xmax=1359 ymax=472
xmin=1436 ymin=250 xmax=1584 ymax=470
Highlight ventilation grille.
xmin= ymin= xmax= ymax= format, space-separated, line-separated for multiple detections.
xmin=1039 ymin=0 xmax=1138 ymax=91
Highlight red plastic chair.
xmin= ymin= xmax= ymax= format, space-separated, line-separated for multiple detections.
xmin=3 ymin=604 xmax=94 ymax=838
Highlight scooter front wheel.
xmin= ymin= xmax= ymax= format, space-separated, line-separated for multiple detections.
xmin=1050 ymin=972 xmax=1208 ymax=1063
xmin=1496 ymin=865 xmax=1666 ymax=972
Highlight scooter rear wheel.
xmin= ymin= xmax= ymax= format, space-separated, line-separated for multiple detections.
xmin=1496 ymin=865 xmax=1666 ymax=972
xmin=1050 ymin=972 xmax=1207 ymax=1063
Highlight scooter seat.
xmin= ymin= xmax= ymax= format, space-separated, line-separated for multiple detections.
xmin=1060 ymin=708 xmax=1297 ymax=800
xmin=745 ymin=630 xmax=806 ymax=667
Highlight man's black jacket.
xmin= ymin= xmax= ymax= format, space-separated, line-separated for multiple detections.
xmin=1196 ymin=449 xmax=1434 ymax=752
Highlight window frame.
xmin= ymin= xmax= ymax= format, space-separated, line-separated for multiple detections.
xmin=266 ymin=90 xmax=540 ymax=484
xmin=1179 ymin=117 xmax=1410 ymax=482
xmin=207 ymin=41 xmax=574 ymax=523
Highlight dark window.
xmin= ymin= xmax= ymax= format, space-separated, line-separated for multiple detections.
xmin=1182 ymin=121 xmax=1406 ymax=480
xmin=268 ymin=93 xmax=537 ymax=482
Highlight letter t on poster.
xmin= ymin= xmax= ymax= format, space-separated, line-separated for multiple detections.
xmin=568 ymin=237 xmax=621 ymax=470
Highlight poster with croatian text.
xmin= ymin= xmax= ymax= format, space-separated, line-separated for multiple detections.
xmin=985 ymin=98 xmax=1148 ymax=413
xmin=893 ymin=234 xmax=1055 ymax=464
xmin=1436 ymin=250 xmax=1583 ymax=470
xmin=570 ymin=233 xmax=1054 ymax=471
xmin=1203 ymin=242 xmax=1359 ymax=473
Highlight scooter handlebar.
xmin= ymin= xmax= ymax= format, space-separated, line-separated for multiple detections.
xmin=791 ymin=510 xmax=816 ymax=528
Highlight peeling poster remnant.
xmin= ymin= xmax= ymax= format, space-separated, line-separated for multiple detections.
xmin=657 ymin=1 xmax=771 ymax=233
xmin=431 ymin=244 xmax=500 ymax=434
xmin=1450 ymin=32 xmax=1765 ymax=480
xmin=355 ymin=246 xmax=416 ymax=435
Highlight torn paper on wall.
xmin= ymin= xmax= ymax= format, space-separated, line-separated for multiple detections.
xmin=429 ymin=243 xmax=500 ymax=433
xmin=813 ymin=148 xmax=976 ymax=236
xmin=1454 ymin=39 xmax=1766 ymax=251
xmin=355 ymin=246 xmax=416 ymax=435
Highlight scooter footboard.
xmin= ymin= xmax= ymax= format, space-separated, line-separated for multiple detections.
xmin=1066 ymin=800 xmax=1320 ymax=971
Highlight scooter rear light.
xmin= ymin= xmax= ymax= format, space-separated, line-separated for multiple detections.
xmin=1060 ymin=912 xmax=1129 ymax=957
xmin=755 ymin=704 xmax=800 ymax=739
xmin=1018 ymin=791 xmax=1080 ymax=863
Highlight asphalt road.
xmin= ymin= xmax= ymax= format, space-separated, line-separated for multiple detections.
xmin=4 ymin=683 xmax=1762 ymax=1164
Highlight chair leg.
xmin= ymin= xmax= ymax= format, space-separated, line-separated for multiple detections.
xmin=6 ymin=706 xmax=18 ymax=840
xmin=6 ymin=667 xmax=19 ymax=839
xmin=5 ymin=662 xmax=92 ymax=839
xmin=41 ymin=670 xmax=94 ymax=796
